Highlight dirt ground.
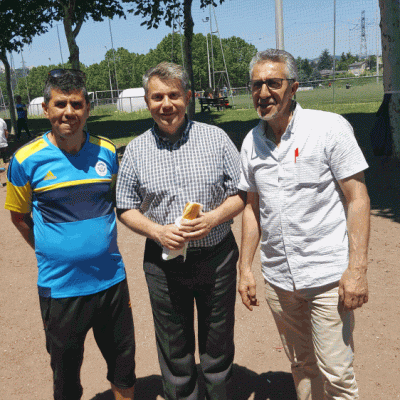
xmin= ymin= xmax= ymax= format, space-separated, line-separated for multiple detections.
xmin=0 ymin=162 xmax=399 ymax=399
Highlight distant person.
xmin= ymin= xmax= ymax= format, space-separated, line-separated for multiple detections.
xmin=238 ymin=49 xmax=370 ymax=400
xmin=0 ymin=117 xmax=9 ymax=183
xmin=15 ymin=95 xmax=32 ymax=140
xmin=0 ymin=117 xmax=9 ymax=164
xmin=5 ymin=70 xmax=136 ymax=400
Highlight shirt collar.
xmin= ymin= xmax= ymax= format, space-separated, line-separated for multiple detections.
xmin=152 ymin=115 xmax=192 ymax=145
xmin=257 ymin=101 xmax=300 ymax=140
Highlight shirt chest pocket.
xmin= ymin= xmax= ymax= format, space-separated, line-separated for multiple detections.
xmin=295 ymin=158 xmax=321 ymax=185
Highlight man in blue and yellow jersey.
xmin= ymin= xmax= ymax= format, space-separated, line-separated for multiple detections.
xmin=5 ymin=70 xmax=136 ymax=400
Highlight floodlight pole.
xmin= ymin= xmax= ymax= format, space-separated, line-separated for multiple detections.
xmin=203 ymin=17 xmax=212 ymax=88
xmin=109 ymin=19 xmax=119 ymax=97
xmin=333 ymin=0 xmax=336 ymax=104
xmin=275 ymin=0 xmax=284 ymax=49
xmin=56 ymin=25 xmax=65 ymax=68
xmin=21 ymin=50 xmax=30 ymax=104
xmin=105 ymin=46 xmax=113 ymax=103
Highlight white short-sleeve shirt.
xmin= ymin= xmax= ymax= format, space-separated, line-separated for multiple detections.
xmin=238 ymin=103 xmax=368 ymax=291
xmin=0 ymin=118 xmax=8 ymax=148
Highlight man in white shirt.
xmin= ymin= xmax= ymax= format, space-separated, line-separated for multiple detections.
xmin=238 ymin=49 xmax=370 ymax=400
xmin=0 ymin=117 xmax=9 ymax=183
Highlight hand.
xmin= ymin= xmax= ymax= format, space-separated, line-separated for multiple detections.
xmin=179 ymin=212 xmax=215 ymax=241
xmin=338 ymin=267 xmax=368 ymax=310
xmin=238 ymin=269 xmax=259 ymax=311
xmin=157 ymin=224 xmax=186 ymax=250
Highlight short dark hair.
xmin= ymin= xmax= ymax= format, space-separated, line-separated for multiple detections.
xmin=143 ymin=62 xmax=190 ymax=95
xmin=43 ymin=71 xmax=89 ymax=104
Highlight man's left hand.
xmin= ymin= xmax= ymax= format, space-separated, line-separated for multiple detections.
xmin=338 ymin=267 xmax=368 ymax=310
xmin=179 ymin=212 xmax=215 ymax=241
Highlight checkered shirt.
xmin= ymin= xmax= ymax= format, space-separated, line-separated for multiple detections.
xmin=116 ymin=119 xmax=240 ymax=248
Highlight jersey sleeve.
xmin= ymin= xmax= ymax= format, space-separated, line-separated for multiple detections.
xmin=4 ymin=155 xmax=32 ymax=213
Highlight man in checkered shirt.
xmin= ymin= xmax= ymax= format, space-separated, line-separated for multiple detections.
xmin=238 ymin=49 xmax=370 ymax=400
xmin=116 ymin=62 xmax=245 ymax=400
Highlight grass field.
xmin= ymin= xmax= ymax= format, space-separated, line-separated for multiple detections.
xmin=2 ymin=87 xmax=380 ymax=161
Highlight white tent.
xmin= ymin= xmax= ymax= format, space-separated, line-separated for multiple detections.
xmin=28 ymin=97 xmax=45 ymax=116
xmin=117 ymin=88 xmax=147 ymax=113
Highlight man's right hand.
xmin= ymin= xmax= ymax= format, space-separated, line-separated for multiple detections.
xmin=157 ymin=223 xmax=186 ymax=250
xmin=238 ymin=269 xmax=259 ymax=311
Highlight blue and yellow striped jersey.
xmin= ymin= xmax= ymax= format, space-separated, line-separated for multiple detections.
xmin=5 ymin=132 xmax=125 ymax=298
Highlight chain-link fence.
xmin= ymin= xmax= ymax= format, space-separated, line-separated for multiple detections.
xmin=0 ymin=76 xmax=384 ymax=120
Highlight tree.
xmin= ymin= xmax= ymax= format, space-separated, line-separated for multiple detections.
xmin=49 ymin=0 xmax=133 ymax=70
xmin=129 ymin=0 xmax=225 ymax=118
xmin=317 ymin=49 xmax=333 ymax=71
xmin=0 ymin=1 xmax=53 ymax=134
xmin=296 ymin=57 xmax=313 ymax=82
xmin=379 ymin=0 xmax=400 ymax=157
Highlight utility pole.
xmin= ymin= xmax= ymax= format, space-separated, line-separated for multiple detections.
xmin=56 ymin=25 xmax=65 ymax=68
xmin=109 ymin=19 xmax=119 ymax=96
xmin=105 ymin=46 xmax=113 ymax=103
xmin=21 ymin=51 xmax=30 ymax=104
xmin=275 ymin=0 xmax=284 ymax=50
xmin=203 ymin=17 xmax=212 ymax=88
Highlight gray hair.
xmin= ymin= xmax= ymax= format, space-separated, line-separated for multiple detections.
xmin=143 ymin=62 xmax=190 ymax=95
xmin=43 ymin=72 xmax=89 ymax=104
xmin=249 ymin=49 xmax=299 ymax=81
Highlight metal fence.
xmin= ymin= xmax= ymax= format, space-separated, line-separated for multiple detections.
xmin=0 ymin=76 xmax=384 ymax=120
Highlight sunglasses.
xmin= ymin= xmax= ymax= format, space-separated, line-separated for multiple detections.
xmin=249 ymin=78 xmax=294 ymax=91
xmin=48 ymin=69 xmax=86 ymax=80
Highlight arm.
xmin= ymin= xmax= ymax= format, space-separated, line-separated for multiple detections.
xmin=180 ymin=191 xmax=246 ymax=241
xmin=338 ymin=171 xmax=370 ymax=310
xmin=10 ymin=211 xmax=35 ymax=249
xmin=117 ymin=208 xmax=186 ymax=250
xmin=237 ymin=191 xmax=261 ymax=311
xmin=4 ymin=129 xmax=9 ymax=140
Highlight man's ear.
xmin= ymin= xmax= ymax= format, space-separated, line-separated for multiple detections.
xmin=42 ymin=102 xmax=49 ymax=118
xmin=185 ymin=90 xmax=192 ymax=106
xmin=291 ymin=81 xmax=299 ymax=97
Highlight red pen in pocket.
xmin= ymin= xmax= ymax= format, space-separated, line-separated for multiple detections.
xmin=295 ymin=148 xmax=299 ymax=163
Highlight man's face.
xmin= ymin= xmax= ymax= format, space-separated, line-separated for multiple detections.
xmin=145 ymin=77 xmax=191 ymax=136
xmin=251 ymin=61 xmax=298 ymax=121
xmin=42 ymin=88 xmax=90 ymax=140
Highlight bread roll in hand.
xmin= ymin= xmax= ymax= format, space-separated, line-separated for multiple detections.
xmin=182 ymin=202 xmax=202 ymax=220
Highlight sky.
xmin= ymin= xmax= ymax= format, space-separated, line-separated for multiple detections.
xmin=5 ymin=0 xmax=380 ymax=70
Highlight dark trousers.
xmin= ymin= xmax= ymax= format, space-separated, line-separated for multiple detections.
xmin=17 ymin=118 xmax=31 ymax=140
xmin=39 ymin=279 xmax=136 ymax=400
xmin=144 ymin=232 xmax=238 ymax=400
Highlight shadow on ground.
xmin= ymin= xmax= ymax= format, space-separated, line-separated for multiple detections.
xmin=89 ymin=364 xmax=296 ymax=400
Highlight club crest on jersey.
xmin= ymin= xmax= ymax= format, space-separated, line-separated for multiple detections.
xmin=95 ymin=161 xmax=107 ymax=177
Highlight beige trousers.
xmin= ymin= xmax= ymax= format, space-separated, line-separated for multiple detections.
xmin=265 ymin=280 xmax=358 ymax=400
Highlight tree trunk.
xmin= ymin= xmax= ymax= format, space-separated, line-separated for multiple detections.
xmin=379 ymin=0 xmax=400 ymax=157
xmin=60 ymin=0 xmax=83 ymax=70
xmin=0 ymin=50 xmax=17 ymax=136
xmin=183 ymin=0 xmax=195 ymax=119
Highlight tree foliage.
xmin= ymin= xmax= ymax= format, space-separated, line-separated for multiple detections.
xmin=49 ymin=0 xmax=133 ymax=70
xmin=128 ymin=0 xmax=225 ymax=117
xmin=0 ymin=0 xmax=54 ymax=133
xmin=317 ymin=49 xmax=333 ymax=71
